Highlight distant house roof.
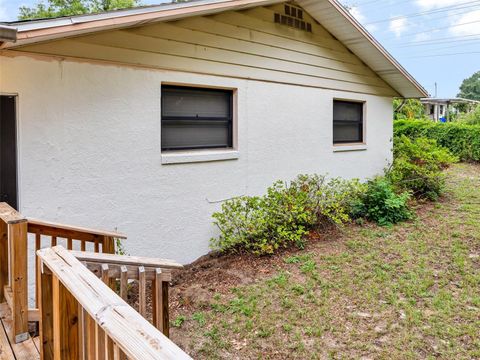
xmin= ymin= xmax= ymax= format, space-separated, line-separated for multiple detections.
xmin=0 ymin=0 xmax=428 ymax=98
xmin=421 ymin=98 xmax=480 ymax=105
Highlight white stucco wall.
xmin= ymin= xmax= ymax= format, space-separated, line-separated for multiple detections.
xmin=0 ymin=55 xmax=393 ymax=264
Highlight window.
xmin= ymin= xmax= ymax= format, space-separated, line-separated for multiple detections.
xmin=161 ymin=85 xmax=233 ymax=151
xmin=333 ymin=100 xmax=364 ymax=144
xmin=430 ymin=105 xmax=435 ymax=115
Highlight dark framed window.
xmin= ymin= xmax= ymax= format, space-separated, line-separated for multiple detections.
xmin=333 ymin=100 xmax=364 ymax=144
xmin=161 ymin=85 xmax=233 ymax=151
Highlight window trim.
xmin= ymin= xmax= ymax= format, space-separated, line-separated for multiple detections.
xmin=332 ymin=98 xmax=366 ymax=146
xmin=161 ymin=84 xmax=235 ymax=152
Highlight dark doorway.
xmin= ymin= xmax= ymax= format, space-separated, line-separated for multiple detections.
xmin=0 ymin=96 xmax=18 ymax=209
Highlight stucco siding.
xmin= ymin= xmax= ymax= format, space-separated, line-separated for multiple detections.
xmin=0 ymin=55 xmax=393 ymax=264
xmin=11 ymin=3 xmax=398 ymax=97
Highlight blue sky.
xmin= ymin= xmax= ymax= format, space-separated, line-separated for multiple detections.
xmin=1 ymin=0 xmax=479 ymax=98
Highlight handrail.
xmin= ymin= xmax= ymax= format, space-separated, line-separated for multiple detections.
xmin=28 ymin=218 xmax=127 ymax=239
xmin=70 ymin=250 xmax=183 ymax=269
xmin=71 ymin=250 xmax=183 ymax=336
xmin=0 ymin=202 xmax=126 ymax=343
xmin=37 ymin=246 xmax=191 ymax=360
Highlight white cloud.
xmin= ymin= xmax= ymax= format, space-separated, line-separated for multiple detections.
xmin=449 ymin=9 xmax=480 ymax=36
xmin=414 ymin=33 xmax=433 ymax=42
xmin=389 ymin=17 xmax=408 ymax=38
xmin=349 ymin=6 xmax=378 ymax=33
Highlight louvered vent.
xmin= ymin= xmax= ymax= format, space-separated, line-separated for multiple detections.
xmin=274 ymin=4 xmax=312 ymax=32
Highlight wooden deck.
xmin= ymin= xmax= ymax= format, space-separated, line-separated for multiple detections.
xmin=0 ymin=303 xmax=39 ymax=360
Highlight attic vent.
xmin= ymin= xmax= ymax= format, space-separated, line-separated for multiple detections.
xmin=274 ymin=4 xmax=312 ymax=32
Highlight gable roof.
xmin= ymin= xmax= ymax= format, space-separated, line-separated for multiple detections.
xmin=0 ymin=0 xmax=428 ymax=98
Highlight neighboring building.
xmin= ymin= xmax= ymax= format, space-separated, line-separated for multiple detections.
xmin=421 ymin=97 xmax=480 ymax=122
xmin=0 ymin=0 xmax=427 ymax=263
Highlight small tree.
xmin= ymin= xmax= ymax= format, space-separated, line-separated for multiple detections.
xmin=457 ymin=71 xmax=480 ymax=101
xmin=393 ymin=99 xmax=426 ymax=120
xmin=19 ymin=0 xmax=140 ymax=20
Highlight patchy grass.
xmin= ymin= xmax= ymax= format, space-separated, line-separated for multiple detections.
xmin=170 ymin=164 xmax=480 ymax=359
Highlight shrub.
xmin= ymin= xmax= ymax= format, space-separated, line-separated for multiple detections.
xmin=458 ymin=104 xmax=480 ymax=125
xmin=351 ymin=177 xmax=411 ymax=226
xmin=394 ymin=119 xmax=480 ymax=162
xmin=210 ymin=175 xmax=364 ymax=255
xmin=389 ymin=135 xmax=458 ymax=200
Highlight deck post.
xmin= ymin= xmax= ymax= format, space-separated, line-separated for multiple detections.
xmin=39 ymin=259 xmax=54 ymax=360
xmin=0 ymin=220 xmax=7 ymax=302
xmin=52 ymin=276 xmax=80 ymax=359
xmin=9 ymin=220 xmax=29 ymax=343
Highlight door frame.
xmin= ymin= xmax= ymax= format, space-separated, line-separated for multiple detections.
xmin=0 ymin=92 xmax=20 ymax=210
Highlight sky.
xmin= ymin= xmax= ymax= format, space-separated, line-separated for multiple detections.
xmin=1 ymin=0 xmax=479 ymax=98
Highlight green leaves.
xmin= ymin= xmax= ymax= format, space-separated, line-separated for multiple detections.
xmin=353 ymin=177 xmax=412 ymax=226
xmin=389 ymin=135 xmax=458 ymax=200
xmin=18 ymin=0 xmax=140 ymax=20
xmin=394 ymin=119 xmax=480 ymax=162
xmin=210 ymin=175 xmax=364 ymax=256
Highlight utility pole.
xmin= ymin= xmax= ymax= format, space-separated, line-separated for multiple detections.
xmin=434 ymin=82 xmax=438 ymax=98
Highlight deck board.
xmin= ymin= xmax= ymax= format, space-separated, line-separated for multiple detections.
xmin=0 ymin=303 xmax=39 ymax=360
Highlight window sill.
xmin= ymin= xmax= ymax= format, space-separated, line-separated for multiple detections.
xmin=161 ymin=149 xmax=240 ymax=165
xmin=333 ymin=144 xmax=367 ymax=152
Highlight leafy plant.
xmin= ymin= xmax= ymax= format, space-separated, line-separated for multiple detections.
xmin=394 ymin=120 xmax=480 ymax=162
xmin=388 ymin=135 xmax=458 ymax=200
xmin=352 ymin=177 xmax=411 ymax=226
xmin=172 ymin=315 xmax=186 ymax=328
xmin=210 ymin=175 xmax=364 ymax=255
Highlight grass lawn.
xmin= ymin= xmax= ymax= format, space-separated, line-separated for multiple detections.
xmin=170 ymin=163 xmax=480 ymax=359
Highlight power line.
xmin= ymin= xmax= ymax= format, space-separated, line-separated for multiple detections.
xmin=382 ymin=19 xmax=480 ymax=41
xmin=398 ymin=33 xmax=480 ymax=46
xmin=406 ymin=50 xmax=480 ymax=58
xmin=364 ymin=0 xmax=480 ymax=25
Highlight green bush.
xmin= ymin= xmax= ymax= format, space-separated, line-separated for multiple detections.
xmin=210 ymin=175 xmax=364 ymax=255
xmin=351 ymin=177 xmax=411 ymax=226
xmin=394 ymin=119 xmax=480 ymax=162
xmin=389 ymin=135 xmax=458 ymax=200
xmin=458 ymin=104 xmax=480 ymax=125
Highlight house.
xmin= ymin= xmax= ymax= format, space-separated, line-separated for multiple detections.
xmin=421 ymin=97 xmax=480 ymax=122
xmin=0 ymin=0 xmax=427 ymax=263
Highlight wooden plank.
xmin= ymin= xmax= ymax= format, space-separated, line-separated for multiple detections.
xmin=161 ymin=280 xmax=169 ymax=338
xmin=80 ymin=31 xmax=389 ymax=89
xmin=0 ymin=319 xmax=15 ymax=360
xmin=152 ymin=269 xmax=163 ymax=334
xmin=37 ymin=246 xmax=191 ymax=359
xmin=17 ymin=41 xmax=398 ymax=96
xmin=120 ymin=266 xmax=128 ymax=301
xmin=138 ymin=267 xmax=146 ymax=317
xmin=0 ymin=303 xmax=39 ymax=360
xmin=0 ymin=203 xmax=25 ymax=225
xmin=70 ymin=250 xmax=183 ymax=270
xmin=130 ymin=22 xmax=378 ymax=77
xmin=27 ymin=218 xmax=126 ymax=239
xmin=35 ymin=232 xmax=41 ymax=308
xmin=95 ymin=324 xmax=106 ymax=360
xmin=101 ymin=264 xmax=110 ymax=284
xmin=38 ymin=260 xmax=53 ymax=360
xmin=52 ymin=276 xmax=80 ymax=359
xmin=85 ymin=262 xmax=172 ymax=282
xmin=84 ymin=312 xmax=96 ymax=360
xmin=9 ymin=221 xmax=28 ymax=343
xmin=0 ymin=220 xmax=8 ymax=302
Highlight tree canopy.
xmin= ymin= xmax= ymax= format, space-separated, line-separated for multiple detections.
xmin=19 ymin=0 xmax=140 ymax=20
xmin=457 ymin=71 xmax=480 ymax=101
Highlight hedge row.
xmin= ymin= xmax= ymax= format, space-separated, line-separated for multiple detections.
xmin=394 ymin=120 xmax=480 ymax=162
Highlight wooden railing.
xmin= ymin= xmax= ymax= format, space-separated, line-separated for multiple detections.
xmin=37 ymin=246 xmax=191 ymax=359
xmin=71 ymin=250 xmax=183 ymax=337
xmin=0 ymin=202 xmax=126 ymax=343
